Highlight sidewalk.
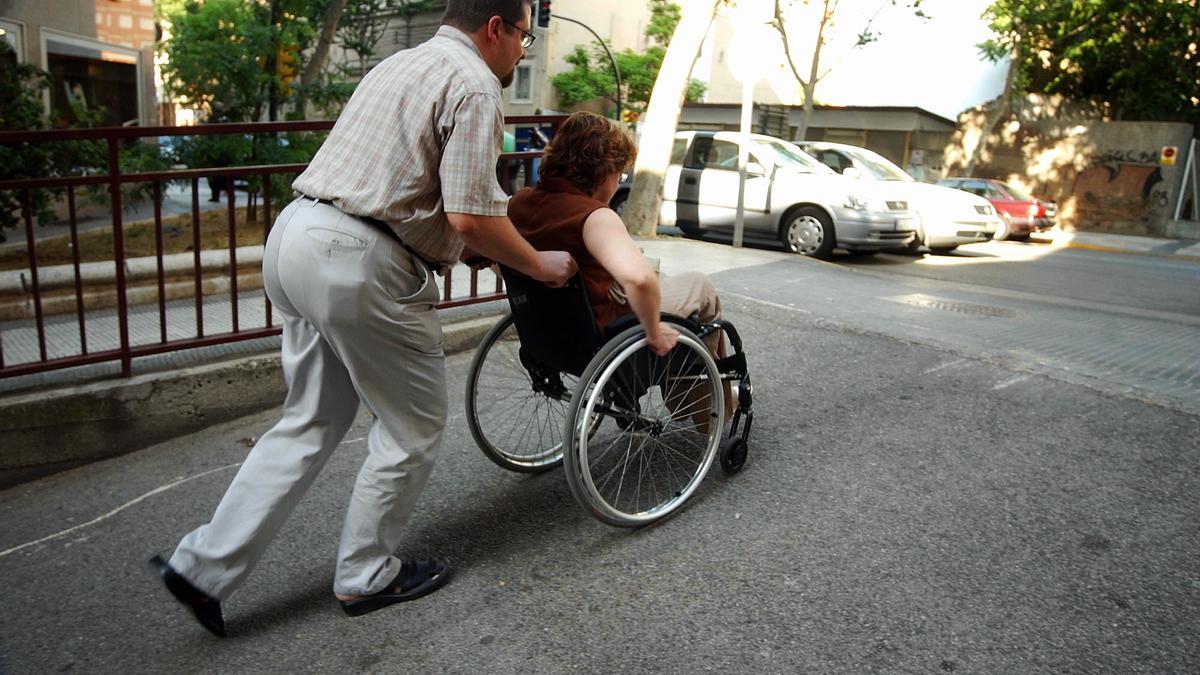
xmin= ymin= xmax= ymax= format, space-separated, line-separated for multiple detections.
xmin=1031 ymin=228 xmax=1200 ymax=260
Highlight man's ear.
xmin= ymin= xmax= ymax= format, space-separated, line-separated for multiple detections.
xmin=485 ymin=15 xmax=504 ymax=45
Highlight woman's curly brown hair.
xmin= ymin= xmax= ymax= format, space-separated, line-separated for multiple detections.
xmin=539 ymin=111 xmax=637 ymax=196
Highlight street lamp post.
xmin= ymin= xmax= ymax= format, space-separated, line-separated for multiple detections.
xmin=727 ymin=16 xmax=776 ymax=249
xmin=554 ymin=15 xmax=622 ymax=121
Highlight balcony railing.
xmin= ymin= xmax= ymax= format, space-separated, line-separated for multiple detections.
xmin=0 ymin=115 xmax=564 ymax=381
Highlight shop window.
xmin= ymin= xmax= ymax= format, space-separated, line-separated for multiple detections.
xmin=43 ymin=32 xmax=141 ymax=127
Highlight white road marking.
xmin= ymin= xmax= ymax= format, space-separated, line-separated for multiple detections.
xmin=0 ymin=462 xmax=241 ymax=558
xmin=0 ymin=434 xmax=372 ymax=559
xmin=725 ymin=292 xmax=813 ymax=314
xmin=923 ymin=358 xmax=967 ymax=374
xmin=993 ymin=374 xmax=1032 ymax=390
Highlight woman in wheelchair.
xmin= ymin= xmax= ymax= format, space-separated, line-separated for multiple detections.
xmin=464 ymin=111 xmax=753 ymax=527
xmin=507 ymin=112 xmax=733 ymax=425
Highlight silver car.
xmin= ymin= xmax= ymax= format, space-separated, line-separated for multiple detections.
xmin=612 ymin=131 xmax=916 ymax=259
xmin=798 ymin=141 xmax=1003 ymax=253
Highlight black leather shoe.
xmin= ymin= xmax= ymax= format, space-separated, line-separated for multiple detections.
xmin=148 ymin=555 xmax=226 ymax=638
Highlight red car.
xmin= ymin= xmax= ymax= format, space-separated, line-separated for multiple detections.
xmin=937 ymin=177 xmax=1057 ymax=241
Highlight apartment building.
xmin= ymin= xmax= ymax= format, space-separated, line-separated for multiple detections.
xmin=1 ymin=0 xmax=159 ymax=127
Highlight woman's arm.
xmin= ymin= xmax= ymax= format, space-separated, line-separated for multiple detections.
xmin=582 ymin=208 xmax=679 ymax=355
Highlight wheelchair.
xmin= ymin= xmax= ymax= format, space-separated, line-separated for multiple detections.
xmin=465 ymin=267 xmax=754 ymax=527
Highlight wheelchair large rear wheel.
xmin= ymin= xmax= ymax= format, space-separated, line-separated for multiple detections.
xmin=563 ymin=322 xmax=724 ymax=527
xmin=466 ymin=313 xmax=580 ymax=473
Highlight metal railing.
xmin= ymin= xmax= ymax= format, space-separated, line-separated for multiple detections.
xmin=0 ymin=115 xmax=564 ymax=380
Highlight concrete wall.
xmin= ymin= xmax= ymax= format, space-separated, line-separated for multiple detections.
xmin=945 ymin=96 xmax=1197 ymax=236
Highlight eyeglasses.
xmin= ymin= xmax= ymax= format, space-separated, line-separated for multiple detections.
xmin=502 ymin=19 xmax=536 ymax=49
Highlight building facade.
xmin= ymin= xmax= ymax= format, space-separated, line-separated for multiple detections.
xmin=2 ymin=0 xmax=159 ymax=127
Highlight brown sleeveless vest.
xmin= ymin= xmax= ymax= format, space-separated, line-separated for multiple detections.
xmin=507 ymin=177 xmax=631 ymax=330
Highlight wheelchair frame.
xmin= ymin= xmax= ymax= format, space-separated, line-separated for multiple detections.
xmin=464 ymin=268 xmax=753 ymax=527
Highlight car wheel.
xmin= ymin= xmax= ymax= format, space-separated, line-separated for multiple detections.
xmin=1010 ymin=232 xmax=1030 ymax=242
xmin=780 ymin=207 xmax=835 ymax=259
xmin=609 ymin=191 xmax=628 ymax=217
xmin=929 ymin=245 xmax=958 ymax=254
xmin=677 ymin=222 xmax=702 ymax=238
xmin=994 ymin=216 xmax=1011 ymax=241
xmin=899 ymin=227 xmax=925 ymax=256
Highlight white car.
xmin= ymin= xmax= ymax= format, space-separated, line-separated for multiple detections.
xmin=798 ymin=141 xmax=1004 ymax=253
xmin=610 ymin=131 xmax=917 ymax=259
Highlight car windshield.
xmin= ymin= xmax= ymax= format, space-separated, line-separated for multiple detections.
xmin=998 ymin=181 xmax=1034 ymax=201
xmin=842 ymin=148 xmax=912 ymax=182
xmin=754 ymin=140 xmax=831 ymax=173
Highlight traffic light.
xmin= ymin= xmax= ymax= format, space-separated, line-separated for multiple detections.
xmin=276 ymin=43 xmax=298 ymax=98
xmin=536 ymin=0 xmax=551 ymax=28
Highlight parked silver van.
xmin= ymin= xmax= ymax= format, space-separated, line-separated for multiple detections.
xmin=611 ymin=131 xmax=917 ymax=259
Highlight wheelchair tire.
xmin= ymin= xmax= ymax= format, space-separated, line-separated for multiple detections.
xmin=465 ymin=313 xmax=578 ymax=473
xmin=562 ymin=320 xmax=724 ymax=527
xmin=719 ymin=437 xmax=748 ymax=475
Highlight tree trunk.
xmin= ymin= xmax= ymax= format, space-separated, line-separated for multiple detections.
xmin=775 ymin=0 xmax=833 ymax=142
xmin=623 ymin=0 xmax=721 ymax=237
xmin=297 ymin=0 xmax=351 ymax=115
xmin=268 ymin=0 xmax=281 ymax=122
xmin=963 ymin=44 xmax=1017 ymax=177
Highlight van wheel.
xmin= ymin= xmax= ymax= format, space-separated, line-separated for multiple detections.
xmin=780 ymin=207 xmax=835 ymax=259
xmin=609 ymin=191 xmax=628 ymax=216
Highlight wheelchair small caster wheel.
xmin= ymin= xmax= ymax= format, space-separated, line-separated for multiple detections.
xmin=719 ymin=437 xmax=748 ymax=475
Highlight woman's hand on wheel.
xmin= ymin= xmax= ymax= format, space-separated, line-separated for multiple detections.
xmin=646 ymin=323 xmax=679 ymax=356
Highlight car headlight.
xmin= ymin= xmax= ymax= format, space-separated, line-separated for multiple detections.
xmin=1027 ymin=203 xmax=1039 ymax=216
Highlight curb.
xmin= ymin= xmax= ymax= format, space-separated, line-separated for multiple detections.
xmin=1030 ymin=231 xmax=1200 ymax=262
xmin=0 ymin=311 xmax=503 ymax=489
xmin=1055 ymin=240 xmax=1200 ymax=262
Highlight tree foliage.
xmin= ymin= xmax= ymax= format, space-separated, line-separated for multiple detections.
xmin=0 ymin=42 xmax=172 ymax=240
xmin=979 ymin=0 xmax=1200 ymax=125
xmin=159 ymin=0 xmax=318 ymax=123
xmin=551 ymin=0 xmax=708 ymax=114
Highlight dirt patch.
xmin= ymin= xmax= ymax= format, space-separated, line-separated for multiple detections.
xmin=1 ymin=207 xmax=268 ymax=271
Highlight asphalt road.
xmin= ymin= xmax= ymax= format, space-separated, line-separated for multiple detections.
xmin=842 ymin=240 xmax=1200 ymax=319
xmin=1 ymin=239 xmax=1198 ymax=673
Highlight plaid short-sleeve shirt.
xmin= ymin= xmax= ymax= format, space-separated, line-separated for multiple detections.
xmin=292 ymin=26 xmax=509 ymax=266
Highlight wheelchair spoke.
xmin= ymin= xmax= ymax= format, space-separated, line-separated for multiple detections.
xmin=467 ymin=315 xmax=579 ymax=470
xmin=565 ymin=328 xmax=726 ymax=526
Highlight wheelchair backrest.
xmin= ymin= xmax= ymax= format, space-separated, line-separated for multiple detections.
xmin=500 ymin=266 xmax=603 ymax=376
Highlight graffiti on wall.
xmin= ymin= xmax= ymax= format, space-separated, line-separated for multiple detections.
xmin=1069 ymin=151 xmax=1169 ymax=232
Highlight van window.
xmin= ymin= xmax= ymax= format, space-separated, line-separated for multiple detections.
xmin=669 ymin=138 xmax=688 ymax=165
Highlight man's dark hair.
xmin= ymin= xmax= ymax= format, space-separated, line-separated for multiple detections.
xmin=442 ymin=0 xmax=532 ymax=32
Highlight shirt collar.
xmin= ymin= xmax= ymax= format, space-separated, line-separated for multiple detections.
xmin=435 ymin=25 xmax=485 ymax=60
xmin=538 ymin=177 xmax=590 ymax=197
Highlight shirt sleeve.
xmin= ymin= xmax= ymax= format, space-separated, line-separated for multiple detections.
xmin=440 ymin=92 xmax=509 ymax=216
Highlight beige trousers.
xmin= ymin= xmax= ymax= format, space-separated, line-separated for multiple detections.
xmin=170 ymin=197 xmax=447 ymax=599
xmin=658 ymin=271 xmax=732 ymax=429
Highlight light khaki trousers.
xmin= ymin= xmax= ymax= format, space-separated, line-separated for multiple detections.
xmin=658 ymin=271 xmax=732 ymax=427
xmin=170 ymin=197 xmax=447 ymax=599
